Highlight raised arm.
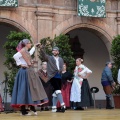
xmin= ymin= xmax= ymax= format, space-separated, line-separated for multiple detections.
xmin=29 ymin=46 xmax=35 ymax=55
xmin=40 ymin=46 xmax=49 ymax=61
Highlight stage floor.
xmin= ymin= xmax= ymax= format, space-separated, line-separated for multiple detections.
xmin=0 ymin=109 xmax=120 ymax=120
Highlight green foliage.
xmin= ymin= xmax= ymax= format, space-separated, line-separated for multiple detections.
xmin=111 ymin=35 xmax=120 ymax=82
xmin=54 ymin=34 xmax=75 ymax=71
xmin=111 ymin=35 xmax=120 ymax=94
xmin=3 ymin=31 xmax=31 ymax=95
xmin=38 ymin=37 xmax=53 ymax=60
xmin=39 ymin=34 xmax=75 ymax=72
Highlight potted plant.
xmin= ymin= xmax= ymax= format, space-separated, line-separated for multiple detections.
xmin=112 ymin=84 xmax=120 ymax=108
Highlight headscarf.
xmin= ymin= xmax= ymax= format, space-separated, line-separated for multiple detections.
xmin=16 ymin=39 xmax=30 ymax=51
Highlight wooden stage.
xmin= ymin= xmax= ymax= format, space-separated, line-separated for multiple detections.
xmin=0 ymin=109 xmax=120 ymax=120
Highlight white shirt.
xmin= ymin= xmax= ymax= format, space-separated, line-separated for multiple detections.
xmin=54 ymin=56 xmax=59 ymax=70
xmin=13 ymin=47 xmax=35 ymax=66
xmin=74 ymin=64 xmax=92 ymax=82
xmin=117 ymin=69 xmax=120 ymax=84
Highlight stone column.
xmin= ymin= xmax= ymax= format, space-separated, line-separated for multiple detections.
xmin=116 ymin=0 xmax=120 ymax=35
xmin=35 ymin=9 xmax=54 ymax=70
xmin=35 ymin=9 xmax=54 ymax=41
xmin=116 ymin=17 xmax=120 ymax=35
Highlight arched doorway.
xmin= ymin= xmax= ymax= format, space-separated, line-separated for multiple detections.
xmin=0 ymin=22 xmax=27 ymax=103
xmin=66 ymin=27 xmax=111 ymax=103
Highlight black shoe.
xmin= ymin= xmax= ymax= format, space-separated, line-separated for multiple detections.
xmin=74 ymin=107 xmax=84 ymax=110
xmin=106 ymin=106 xmax=114 ymax=109
xmin=44 ymin=107 xmax=49 ymax=111
xmin=61 ymin=106 xmax=65 ymax=113
xmin=41 ymin=108 xmax=44 ymax=111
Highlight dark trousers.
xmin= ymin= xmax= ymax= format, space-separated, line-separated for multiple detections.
xmin=50 ymin=77 xmax=61 ymax=92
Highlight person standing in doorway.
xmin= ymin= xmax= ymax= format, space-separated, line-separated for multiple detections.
xmin=101 ymin=62 xmax=116 ymax=109
xmin=40 ymin=46 xmax=65 ymax=113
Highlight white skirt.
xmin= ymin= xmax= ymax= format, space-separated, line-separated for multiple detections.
xmin=70 ymin=77 xmax=82 ymax=102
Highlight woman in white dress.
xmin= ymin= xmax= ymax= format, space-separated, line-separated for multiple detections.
xmin=70 ymin=58 xmax=93 ymax=110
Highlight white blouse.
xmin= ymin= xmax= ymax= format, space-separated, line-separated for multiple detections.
xmin=117 ymin=69 xmax=120 ymax=84
xmin=74 ymin=64 xmax=92 ymax=82
xmin=13 ymin=47 xmax=35 ymax=66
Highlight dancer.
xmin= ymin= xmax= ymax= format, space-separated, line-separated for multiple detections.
xmin=38 ymin=62 xmax=53 ymax=111
xmin=57 ymin=63 xmax=73 ymax=110
xmin=40 ymin=46 xmax=65 ymax=113
xmin=101 ymin=62 xmax=115 ymax=109
xmin=11 ymin=39 xmax=48 ymax=115
xmin=70 ymin=58 xmax=93 ymax=110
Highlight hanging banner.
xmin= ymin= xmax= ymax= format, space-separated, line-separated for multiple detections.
xmin=0 ymin=0 xmax=18 ymax=7
xmin=78 ymin=0 xmax=106 ymax=17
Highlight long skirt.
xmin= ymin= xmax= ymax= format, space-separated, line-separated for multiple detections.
xmin=41 ymin=80 xmax=53 ymax=106
xmin=57 ymin=82 xmax=72 ymax=108
xmin=79 ymin=79 xmax=94 ymax=107
xmin=0 ymin=94 xmax=4 ymax=111
xmin=11 ymin=68 xmax=48 ymax=108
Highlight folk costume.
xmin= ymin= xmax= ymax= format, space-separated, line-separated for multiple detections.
xmin=57 ymin=71 xmax=73 ymax=108
xmin=11 ymin=39 xmax=48 ymax=115
xmin=101 ymin=62 xmax=115 ymax=109
xmin=38 ymin=66 xmax=53 ymax=110
xmin=40 ymin=46 xmax=65 ymax=112
xmin=70 ymin=64 xmax=93 ymax=109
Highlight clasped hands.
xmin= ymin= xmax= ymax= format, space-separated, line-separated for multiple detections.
xmin=34 ymin=43 xmax=43 ymax=49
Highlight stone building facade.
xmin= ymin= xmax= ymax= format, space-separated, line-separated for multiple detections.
xmin=0 ymin=0 xmax=120 ymax=105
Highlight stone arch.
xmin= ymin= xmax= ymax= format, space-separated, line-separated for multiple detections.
xmin=0 ymin=17 xmax=28 ymax=33
xmin=53 ymin=16 xmax=116 ymax=59
xmin=0 ymin=10 xmax=37 ymax=41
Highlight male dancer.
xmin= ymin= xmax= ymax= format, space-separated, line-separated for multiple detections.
xmin=40 ymin=46 xmax=65 ymax=112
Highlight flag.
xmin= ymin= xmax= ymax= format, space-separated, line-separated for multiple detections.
xmin=78 ymin=0 xmax=106 ymax=17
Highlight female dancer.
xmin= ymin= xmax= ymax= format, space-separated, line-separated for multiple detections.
xmin=70 ymin=58 xmax=93 ymax=110
xmin=11 ymin=39 xmax=48 ymax=115
xmin=38 ymin=62 xmax=53 ymax=111
xmin=57 ymin=63 xmax=73 ymax=110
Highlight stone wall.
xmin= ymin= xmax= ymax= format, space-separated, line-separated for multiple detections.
xmin=0 ymin=0 xmax=119 ymax=41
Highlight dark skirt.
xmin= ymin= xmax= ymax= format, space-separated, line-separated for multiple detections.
xmin=71 ymin=79 xmax=93 ymax=108
xmin=41 ymin=80 xmax=53 ymax=106
xmin=57 ymin=82 xmax=72 ymax=108
xmin=79 ymin=79 xmax=94 ymax=107
xmin=11 ymin=68 xmax=48 ymax=108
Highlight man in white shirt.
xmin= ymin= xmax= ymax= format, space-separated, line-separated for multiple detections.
xmin=40 ymin=46 xmax=65 ymax=113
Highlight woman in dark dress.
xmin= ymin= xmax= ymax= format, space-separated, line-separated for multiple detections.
xmin=38 ymin=62 xmax=53 ymax=110
xmin=57 ymin=63 xmax=73 ymax=109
